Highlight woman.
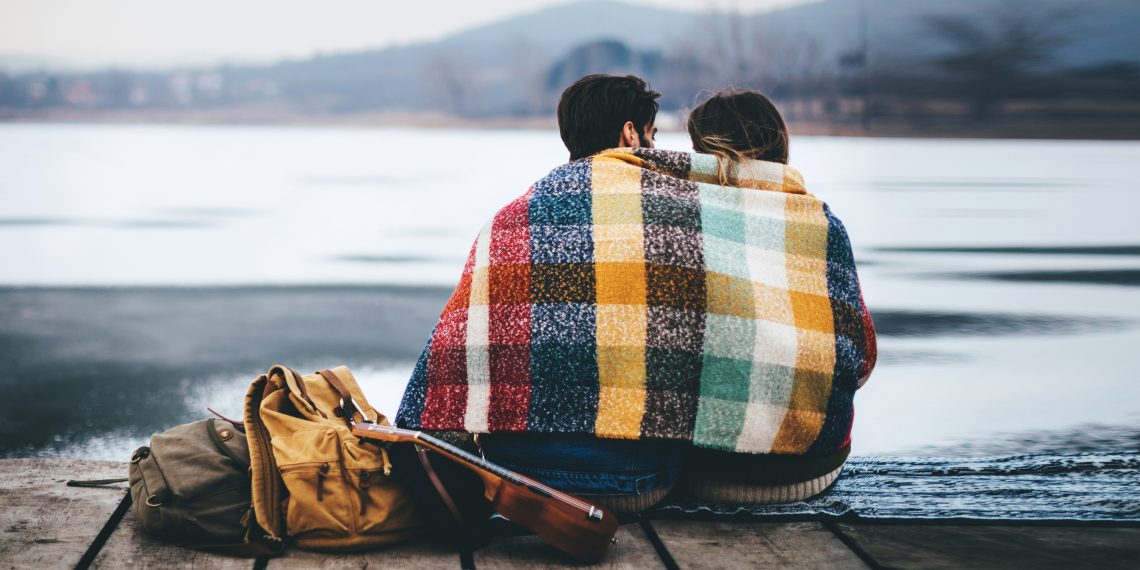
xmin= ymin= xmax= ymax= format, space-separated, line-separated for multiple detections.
xmin=681 ymin=88 xmax=877 ymax=504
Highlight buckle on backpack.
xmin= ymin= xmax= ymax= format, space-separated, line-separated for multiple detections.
xmin=338 ymin=397 xmax=374 ymax=426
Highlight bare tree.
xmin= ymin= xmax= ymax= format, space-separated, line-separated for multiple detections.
xmin=923 ymin=4 xmax=1075 ymax=120
xmin=427 ymin=53 xmax=475 ymax=116
xmin=665 ymin=4 xmax=828 ymax=104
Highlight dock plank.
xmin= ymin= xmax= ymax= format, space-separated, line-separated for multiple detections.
xmin=90 ymin=505 xmax=252 ymax=570
xmin=475 ymin=523 xmax=664 ymax=569
xmin=265 ymin=536 xmax=458 ymax=569
xmin=0 ymin=459 xmax=129 ymax=569
xmin=834 ymin=523 xmax=1140 ymax=570
xmin=649 ymin=520 xmax=868 ymax=569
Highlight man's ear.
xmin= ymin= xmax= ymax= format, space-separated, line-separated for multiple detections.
xmin=618 ymin=121 xmax=640 ymax=148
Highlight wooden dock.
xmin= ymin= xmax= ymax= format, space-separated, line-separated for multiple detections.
xmin=2 ymin=459 xmax=1137 ymax=569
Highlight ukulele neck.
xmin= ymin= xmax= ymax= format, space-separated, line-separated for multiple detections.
xmin=353 ymin=423 xmax=601 ymax=519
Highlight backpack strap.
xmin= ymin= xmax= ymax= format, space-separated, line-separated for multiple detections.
xmin=417 ymin=446 xmax=467 ymax=527
xmin=66 ymin=478 xmax=129 ymax=487
xmin=192 ymin=514 xmax=285 ymax=557
xmin=207 ymin=407 xmax=244 ymax=428
xmin=317 ymin=368 xmax=372 ymax=425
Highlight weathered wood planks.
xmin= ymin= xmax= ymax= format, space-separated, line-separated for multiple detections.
xmin=648 ymin=520 xmax=869 ymax=569
xmin=2 ymin=459 xmax=1139 ymax=569
xmin=833 ymin=523 xmax=1140 ymax=570
xmin=474 ymin=522 xmax=664 ymax=569
xmin=0 ymin=459 xmax=128 ymax=569
xmin=265 ymin=536 xmax=457 ymax=569
xmin=90 ymin=506 xmax=253 ymax=570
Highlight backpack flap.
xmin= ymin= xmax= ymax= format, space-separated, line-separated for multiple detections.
xmin=244 ymin=371 xmax=286 ymax=543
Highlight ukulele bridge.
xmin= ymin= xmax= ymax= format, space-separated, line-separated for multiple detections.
xmin=586 ymin=506 xmax=604 ymax=522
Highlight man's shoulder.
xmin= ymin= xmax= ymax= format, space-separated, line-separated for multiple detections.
xmin=532 ymin=159 xmax=594 ymax=193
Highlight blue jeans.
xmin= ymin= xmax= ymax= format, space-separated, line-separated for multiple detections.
xmin=478 ymin=433 xmax=683 ymax=496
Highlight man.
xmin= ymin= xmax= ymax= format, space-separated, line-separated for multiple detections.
xmin=556 ymin=74 xmax=660 ymax=161
xmin=399 ymin=75 xmax=684 ymax=513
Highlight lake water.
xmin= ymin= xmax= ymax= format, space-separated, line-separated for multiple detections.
xmin=1 ymin=124 xmax=1138 ymax=460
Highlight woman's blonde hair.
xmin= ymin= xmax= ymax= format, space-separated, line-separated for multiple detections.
xmin=687 ymin=88 xmax=789 ymax=184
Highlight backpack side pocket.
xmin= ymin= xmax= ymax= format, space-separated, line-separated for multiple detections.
xmin=273 ymin=428 xmax=352 ymax=541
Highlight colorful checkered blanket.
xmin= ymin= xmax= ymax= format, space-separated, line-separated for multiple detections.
xmin=397 ymin=147 xmax=876 ymax=455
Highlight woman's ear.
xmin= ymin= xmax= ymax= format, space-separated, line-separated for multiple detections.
xmin=618 ymin=121 xmax=640 ymax=148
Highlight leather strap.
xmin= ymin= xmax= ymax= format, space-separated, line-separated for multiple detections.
xmin=66 ymin=477 xmax=129 ymax=487
xmin=316 ymin=369 xmax=353 ymax=404
xmin=417 ymin=446 xmax=466 ymax=527
xmin=206 ymin=407 xmax=244 ymax=428
xmin=283 ymin=367 xmax=327 ymax=419
xmin=317 ymin=368 xmax=367 ymax=424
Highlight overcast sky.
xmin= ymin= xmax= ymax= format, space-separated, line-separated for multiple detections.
xmin=0 ymin=0 xmax=813 ymax=70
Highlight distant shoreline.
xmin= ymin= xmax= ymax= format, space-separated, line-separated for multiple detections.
xmin=3 ymin=108 xmax=1136 ymax=140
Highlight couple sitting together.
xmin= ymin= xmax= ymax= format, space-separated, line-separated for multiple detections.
xmin=396 ymin=74 xmax=877 ymax=514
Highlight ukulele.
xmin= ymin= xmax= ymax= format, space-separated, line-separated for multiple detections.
xmin=351 ymin=422 xmax=618 ymax=562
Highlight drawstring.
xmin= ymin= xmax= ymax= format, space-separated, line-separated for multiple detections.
xmin=358 ymin=470 xmax=371 ymax=514
xmin=206 ymin=407 xmax=244 ymax=428
xmin=380 ymin=447 xmax=393 ymax=477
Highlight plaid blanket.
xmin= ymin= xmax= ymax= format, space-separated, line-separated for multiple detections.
xmin=397 ymin=148 xmax=876 ymax=455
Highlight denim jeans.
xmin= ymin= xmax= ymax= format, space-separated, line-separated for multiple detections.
xmin=478 ymin=433 xmax=683 ymax=497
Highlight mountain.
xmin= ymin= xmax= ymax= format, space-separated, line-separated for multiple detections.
xmin=212 ymin=0 xmax=1134 ymax=114
xmin=431 ymin=0 xmax=696 ymax=63
xmin=3 ymin=0 xmax=1136 ymax=123
xmin=757 ymin=0 xmax=1139 ymax=69
xmin=224 ymin=1 xmax=698 ymax=114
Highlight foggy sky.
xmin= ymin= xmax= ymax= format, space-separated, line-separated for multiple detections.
xmin=0 ymin=0 xmax=813 ymax=70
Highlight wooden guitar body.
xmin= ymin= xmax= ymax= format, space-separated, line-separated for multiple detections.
xmin=489 ymin=477 xmax=618 ymax=562
xmin=351 ymin=423 xmax=618 ymax=562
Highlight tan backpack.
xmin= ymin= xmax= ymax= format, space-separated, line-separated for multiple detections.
xmin=244 ymin=364 xmax=427 ymax=551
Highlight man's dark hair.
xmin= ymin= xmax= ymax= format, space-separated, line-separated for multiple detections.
xmin=557 ymin=74 xmax=661 ymax=161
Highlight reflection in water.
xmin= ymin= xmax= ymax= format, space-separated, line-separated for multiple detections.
xmin=872 ymin=310 xmax=1129 ymax=337
xmin=298 ymin=174 xmax=415 ymax=187
xmin=915 ymin=208 xmax=1031 ymax=218
xmin=897 ymin=423 xmax=1140 ymax=457
xmin=0 ymin=217 xmax=74 ymax=226
xmin=387 ymin=227 xmax=469 ymax=238
xmin=871 ymin=178 xmax=1078 ymax=190
xmin=160 ymin=206 xmax=257 ymax=219
xmin=111 ymin=219 xmax=220 ymax=229
xmin=876 ymin=245 xmax=1140 ymax=256
xmin=875 ymin=350 xmax=968 ymax=365
xmin=0 ymin=217 xmax=219 ymax=229
xmin=943 ymin=269 xmax=1140 ymax=287
xmin=332 ymin=254 xmax=463 ymax=264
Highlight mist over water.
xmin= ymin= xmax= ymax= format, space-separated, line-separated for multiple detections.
xmin=1 ymin=124 xmax=1137 ymax=460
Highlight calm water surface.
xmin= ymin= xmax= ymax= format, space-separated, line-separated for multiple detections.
xmin=1 ymin=124 xmax=1137 ymax=459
